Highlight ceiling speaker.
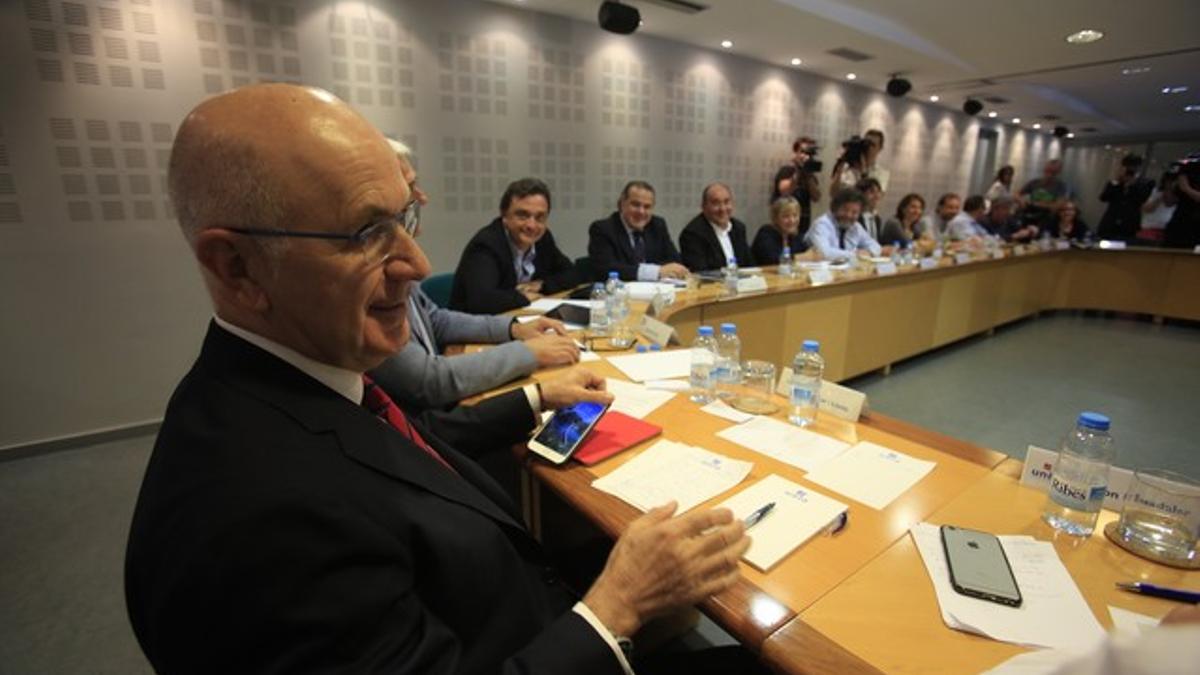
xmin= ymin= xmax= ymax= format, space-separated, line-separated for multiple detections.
xmin=962 ymin=99 xmax=983 ymax=115
xmin=1053 ymin=126 xmax=1070 ymax=138
xmin=886 ymin=76 xmax=912 ymax=97
xmin=598 ymin=2 xmax=640 ymax=35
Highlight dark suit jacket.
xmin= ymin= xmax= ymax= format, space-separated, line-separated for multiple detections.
xmin=1097 ymin=178 xmax=1153 ymax=240
xmin=587 ymin=212 xmax=682 ymax=281
xmin=450 ymin=218 xmax=582 ymax=315
xmin=679 ymin=214 xmax=754 ymax=271
xmin=125 ymin=323 xmax=621 ymax=675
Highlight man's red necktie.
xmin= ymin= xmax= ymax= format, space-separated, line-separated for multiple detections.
xmin=361 ymin=375 xmax=457 ymax=474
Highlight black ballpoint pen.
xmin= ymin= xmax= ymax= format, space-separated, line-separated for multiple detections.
xmin=743 ymin=502 xmax=776 ymax=530
xmin=1116 ymin=582 xmax=1200 ymax=604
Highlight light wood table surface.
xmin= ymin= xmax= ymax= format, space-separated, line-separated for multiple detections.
xmin=762 ymin=459 xmax=1200 ymax=674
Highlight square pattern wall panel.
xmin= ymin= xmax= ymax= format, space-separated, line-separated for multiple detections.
xmin=758 ymin=85 xmax=801 ymax=146
xmin=715 ymin=154 xmax=753 ymax=205
xmin=0 ymin=124 xmax=20 ymax=223
xmin=663 ymin=69 xmax=707 ymax=135
xmin=662 ymin=149 xmax=706 ymax=210
xmin=25 ymin=0 xmax=167 ymax=90
xmin=440 ymin=137 xmax=509 ymax=213
xmin=49 ymin=116 xmax=173 ymax=222
xmin=716 ymin=81 xmax=755 ymax=141
xmin=600 ymin=145 xmax=651 ymax=198
xmin=327 ymin=8 xmax=416 ymax=108
xmin=527 ymin=46 xmax=585 ymax=124
xmin=193 ymin=0 xmax=301 ymax=94
xmin=600 ymin=57 xmax=650 ymax=129
xmin=529 ymin=141 xmax=585 ymax=211
xmin=436 ymin=33 xmax=510 ymax=116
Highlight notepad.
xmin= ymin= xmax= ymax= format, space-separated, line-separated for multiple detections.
xmin=606 ymin=349 xmax=693 ymax=382
xmin=803 ymin=441 xmax=936 ymax=509
xmin=605 ymin=378 xmax=676 ymax=419
xmin=591 ymin=440 xmax=753 ymax=514
xmin=715 ymin=474 xmax=848 ymax=571
xmin=717 ymin=416 xmax=850 ymax=472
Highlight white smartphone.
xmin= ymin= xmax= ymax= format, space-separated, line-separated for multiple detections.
xmin=527 ymin=401 xmax=610 ymax=465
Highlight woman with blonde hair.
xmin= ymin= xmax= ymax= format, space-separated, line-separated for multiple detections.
xmin=753 ymin=195 xmax=810 ymax=264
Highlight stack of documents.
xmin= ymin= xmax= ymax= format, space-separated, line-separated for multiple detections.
xmin=591 ymin=439 xmax=753 ymax=514
xmin=624 ymin=281 xmax=677 ymax=302
xmin=803 ymin=441 xmax=936 ymax=509
xmin=911 ymin=523 xmax=1106 ymax=652
xmin=604 ymin=378 xmax=676 ymax=419
xmin=717 ymin=416 xmax=850 ymax=472
xmin=716 ymin=474 xmax=848 ymax=571
xmin=607 ymin=349 xmax=693 ymax=382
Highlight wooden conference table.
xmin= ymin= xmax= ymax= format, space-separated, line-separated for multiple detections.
xmin=467 ymin=245 xmax=1200 ymax=673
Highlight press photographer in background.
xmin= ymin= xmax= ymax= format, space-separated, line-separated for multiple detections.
xmin=771 ymin=136 xmax=822 ymax=234
xmin=1163 ymin=153 xmax=1200 ymax=249
xmin=1136 ymin=171 xmax=1179 ymax=243
xmin=1097 ymin=154 xmax=1154 ymax=241
xmin=831 ymin=129 xmax=889 ymax=192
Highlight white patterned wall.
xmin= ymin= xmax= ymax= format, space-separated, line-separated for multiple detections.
xmin=0 ymin=0 xmax=1063 ymax=447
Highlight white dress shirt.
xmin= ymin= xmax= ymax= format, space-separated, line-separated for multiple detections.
xmin=805 ymin=211 xmax=882 ymax=260
xmin=708 ymin=219 xmax=737 ymax=264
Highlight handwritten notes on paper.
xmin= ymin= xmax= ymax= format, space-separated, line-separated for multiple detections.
xmin=604 ymin=378 xmax=675 ymax=420
xmin=803 ymin=441 xmax=936 ymax=509
xmin=591 ymin=440 xmax=753 ymax=514
xmin=717 ymin=416 xmax=850 ymax=472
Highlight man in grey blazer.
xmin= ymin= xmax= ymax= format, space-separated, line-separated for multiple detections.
xmin=371 ymin=141 xmax=580 ymax=409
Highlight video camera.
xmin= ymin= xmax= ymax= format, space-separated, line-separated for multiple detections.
xmin=838 ymin=135 xmax=870 ymax=168
xmin=1166 ymin=152 xmax=1200 ymax=180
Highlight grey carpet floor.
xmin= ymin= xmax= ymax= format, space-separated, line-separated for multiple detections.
xmin=1 ymin=312 xmax=1196 ymax=672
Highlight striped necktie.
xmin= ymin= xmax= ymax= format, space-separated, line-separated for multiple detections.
xmin=361 ymin=375 xmax=457 ymax=474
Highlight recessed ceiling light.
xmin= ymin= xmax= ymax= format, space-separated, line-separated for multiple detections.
xmin=987 ymin=111 xmax=998 ymax=118
xmin=845 ymin=73 xmax=857 ymax=80
xmin=1032 ymin=123 xmax=1042 ymax=130
xmin=1121 ymin=66 xmax=1151 ymax=75
xmin=1011 ymin=117 xmax=1021 ymax=124
xmin=790 ymin=58 xmax=802 ymax=66
xmin=929 ymin=95 xmax=940 ymax=102
xmin=1162 ymin=86 xmax=1189 ymax=94
xmin=639 ymin=19 xmax=644 ymax=26
xmin=1105 ymin=145 xmax=1112 ymax=149
xmin=1066 ymin=29 xmax=1104 ymax=44
xmin=1186 ymin=105 xmax=1200 ymax=113
xmin=720 ymin=39 xmax=733 ymax=49
xmin=1067 ymin=132 xmax=1076 ymax=138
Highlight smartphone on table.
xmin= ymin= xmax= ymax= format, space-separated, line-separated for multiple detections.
xmin=940 ymin=525 xmax=1022 ymax=607
xmin=527 ymin=401 xmax=610 ymax=465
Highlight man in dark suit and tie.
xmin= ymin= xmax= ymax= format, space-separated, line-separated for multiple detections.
xmin=449 ymin=178 xmax=583 ymax=315
xmin=679 ymin=183 xmax=755 ymax=271
xmin=125 ymin=83 xmax=751 ymax=674
xmin=587 ymin=181 xmax=689 ymax=281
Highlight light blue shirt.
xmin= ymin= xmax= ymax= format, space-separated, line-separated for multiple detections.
xmin=805 ymin=212 xmax=882 ymax=260
xmin=946 ymin=212 xmax=989 ymax=241
xmin=621 ymin=216 xmax=661 ymax=281
xmin=506 ymin=234 xmax=536 ymax=283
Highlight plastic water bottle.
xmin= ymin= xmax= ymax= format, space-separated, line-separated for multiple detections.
xmin=778 ymin=246 xmax=793 ymax=278
xmin=605 ymin=271 xmax=633 ymax=348
xmin=588 ymin=283 xmax=609 ymax=335
xmin=714 ymin=323 xmax=742 ymax=399
xmin=789 ymin=340 xmax=824 ymax=427
xmin=1041 ymin=412 xmax=1116 ymax=537
xmin=723 ymin=256 xmax=739 ymax=297
xmin=689 ymin=326 xmax=718 ymax=403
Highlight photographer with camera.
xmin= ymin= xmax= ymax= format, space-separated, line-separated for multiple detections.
xmin=771 ymin=136 xmax=822 ymax=234
xmin=832 ymin=129 xmax=889 ymax=193
xmin=1163 ymin=154 xmax=1200 ymax=249
xmin=1137 ymin=172 xmax=1179 ymax=242
xmin=1097 ymin=154 xmax=1154 ymax=241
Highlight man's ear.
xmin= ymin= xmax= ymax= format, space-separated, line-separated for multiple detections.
xmin=194 ymin=229 xmax=270 ymax=312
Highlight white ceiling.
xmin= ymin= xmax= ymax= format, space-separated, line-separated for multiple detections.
xmin=494 ymin=0 xmax=1200 ymax=141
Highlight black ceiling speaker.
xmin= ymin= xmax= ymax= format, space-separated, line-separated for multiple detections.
xmin=598 ymin=1 xmax=640 ymax=35
xmin=962 ymin=99 xmax=983 ymax=115
xmin=886 ymin=76 xmax=912 ymax=97
xmin=1053 ymin=126 xmax=1070 ymax=138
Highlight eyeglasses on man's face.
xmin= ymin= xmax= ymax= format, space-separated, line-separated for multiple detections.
xmin=225 ymin=200 xmax=420 ymax=267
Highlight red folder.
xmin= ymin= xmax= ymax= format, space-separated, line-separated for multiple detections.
xmin=573 ymin=411 xmax=662 ymax=466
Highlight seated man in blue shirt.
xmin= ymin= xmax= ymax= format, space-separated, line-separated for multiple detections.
xmin=945 ymin=195 xmax=991 ymax=243
xmin=804 ymin=188 xmax=884 ymax=261
xmin=587 ymin=180 xmax=689 ymax=281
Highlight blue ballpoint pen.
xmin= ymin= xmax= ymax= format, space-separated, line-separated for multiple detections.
xmin=1116 ymin=582 xmax=1200 ymax=604
xmin=743 ymin=502 xmax=776 ymax=530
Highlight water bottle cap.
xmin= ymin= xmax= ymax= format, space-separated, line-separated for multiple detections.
xmin=728 ymin=256 xmax=737 ymax=265
xmin=592 ymin=282 xmax=604 ymax=290
xmin=608 ymin=271 xmax=619 ymax=279
xmin=1077 ymin=412 xmax=1110 ymax=431
xmin=720 ymin=323 xmax=736 ymax=334
xmin=782 ymin=246 xmax=791 ymax=254
xmin=802 ymin=339 xmax=820 ymax=352
xmin=650 ymin=344 xmax=662 ymax=351
xmin=636 ymin=344 xmax=647 ymax=353
xmin=698 ymin=325 xmax=714 ymax=336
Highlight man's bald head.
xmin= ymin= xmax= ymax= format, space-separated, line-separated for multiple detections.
xmin=168 ymin=84 xmax=392 ymax=246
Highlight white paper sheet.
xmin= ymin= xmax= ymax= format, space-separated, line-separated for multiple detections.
xmin=802 ymin=441 xmax=936 ymax=509
xmin=700 ymin=400 xmax=755 ymax=424
xmin=606 ymin=349 xmax=693 ymax=382
xmin=515 ymin=315 xmax=585 ymax=331
xmin=624 ymin=281 xmax=677 ymax=302
xmin=524 ymin=298 xmax=599 ymax=313
xmin=591 ymin=439 xmax=753 ymax=514
xmin=1108 ymin=605 xmax=1159 ymax=638
xmin=644 ymin=379 xmax=690 ymax=392
xmin=604 ymin=378 xmax=675 ymax=419
xmin=579 ymin=350 xmax=601 ymax=362
xmin=715 ymin=474 xmax=848 ymax=571
xmin=911 ymin=523 xmax=1106 ymax=653
xmin=716 ymin=416 xmax=850 ymax=472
